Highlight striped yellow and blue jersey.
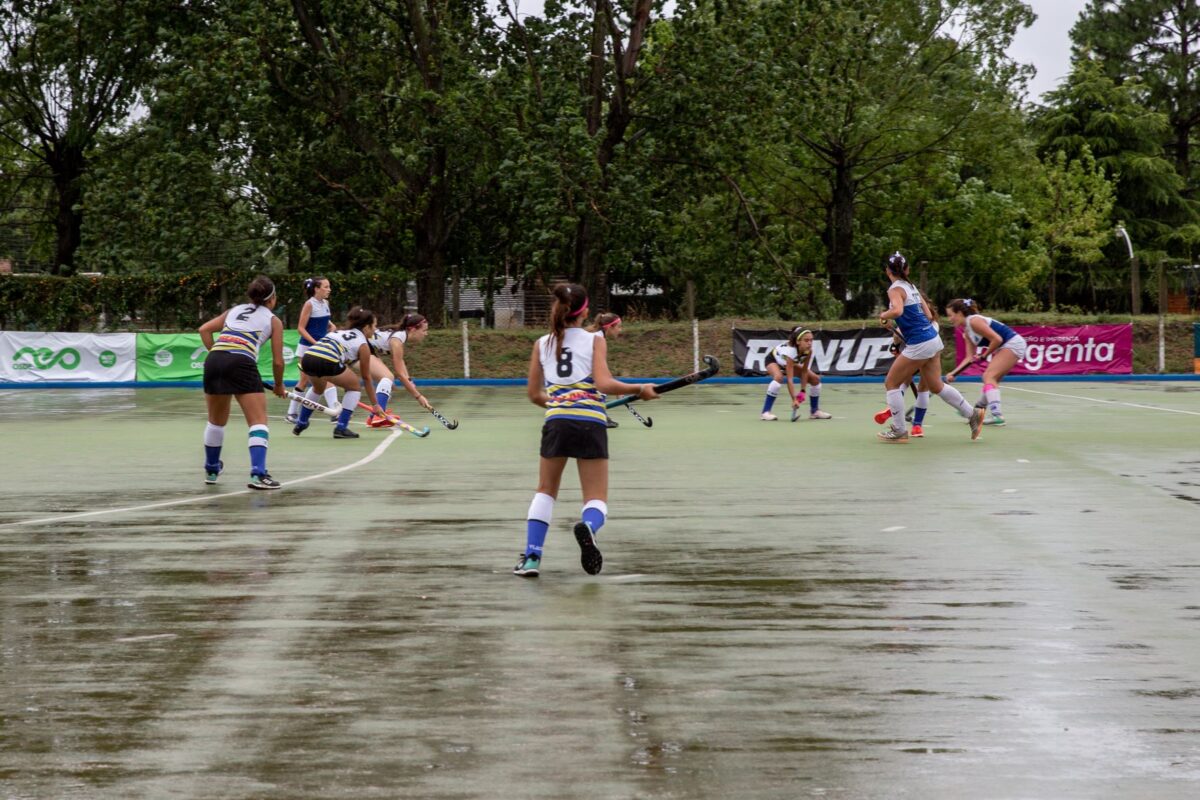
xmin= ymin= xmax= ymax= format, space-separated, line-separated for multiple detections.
xmin=306 ymin=328 xmax=370 ymax=366
xmin=538 ymin=327 xmax=607 ymax=425
xmin=210 ymin=304 xmax=277 ymax=361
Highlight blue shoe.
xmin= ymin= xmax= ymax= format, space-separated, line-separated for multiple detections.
xmin=573 ymin=521 xmax=603 ymax=575
xmin=513 ymin=553 xmax=541 ymax=577
xmin=204 ymin=460 xmax=223 ymax=485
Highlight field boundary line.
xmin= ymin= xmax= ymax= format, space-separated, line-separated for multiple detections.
xmin=0 ymin=430 xmax=403 ymax=529
xmin=1005 ymin=385 xmax=1200 ymax=416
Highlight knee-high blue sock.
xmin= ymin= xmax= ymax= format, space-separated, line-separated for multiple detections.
xmin=248 ymin=425 xmax=268 ymax=476
xmin=204 ymin=423 xmax=224 ymax=470
xmin=582 ymin=499 xmax=607 ymax=536
xmin=763 ymin=381 xmax=780 ymax=413
xmin=297 ymin=389 xmax=318 ymax=425
xmin=375 ymin=377 xmax=393 ymax=411
xmin=809 ymin=383 xmax=821 ymax=412
xmin=526 ymin=492 xmax=554 ymax=556
xmin=913 ymin=391 xmax=930 ymax=425
xmin=337 ymin=390 xmax=361 ymax=429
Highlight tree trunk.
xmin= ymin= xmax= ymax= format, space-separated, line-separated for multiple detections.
xmin=824 ymin=158 xmax=855 ymax=317
xmin=51 ymin=147 xmax=85 ymax=276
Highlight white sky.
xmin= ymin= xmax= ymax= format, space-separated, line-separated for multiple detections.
xmin=1009 ymin=0 xmax=1092 ymax=103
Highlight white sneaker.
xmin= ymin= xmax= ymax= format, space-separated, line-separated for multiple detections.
xmin=810 ymin=410 xmax=832 ymax=420
xmin=760 ymin=412 xmax=778 ymax=421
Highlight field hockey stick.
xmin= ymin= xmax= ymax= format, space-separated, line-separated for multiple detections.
xmin=605 ymin=355 xmax=721 ymax=410
xmin=946 ymin=350 xmax=991 ymax=379
xmin=625 ymin=403 xmax=653 ymax=427
xmin=355 ymin=401 xmax=431 ymax=437
xmin=426 ymin=405 xmax=459 ymax=430
xmin=282 ymin=390 xmax=334 ymax=416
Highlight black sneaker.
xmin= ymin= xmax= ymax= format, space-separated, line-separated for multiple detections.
xmin=247 ymin=473 xmax=281 ymax=490
xmin=573 ymin=521 xmax=603 ymax=575
xmin=333 ymin=426 xmax=360 ymax=439
xmin=292 ymin=421 xmax=309 ymax=436
xmin=605 ymin=416 xmax=619 ymax=429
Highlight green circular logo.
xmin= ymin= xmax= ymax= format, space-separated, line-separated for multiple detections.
xmin=98 ymin=350 xmax=117 ymax=368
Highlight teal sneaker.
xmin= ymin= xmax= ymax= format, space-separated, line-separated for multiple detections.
xmin=513 ymin=553 xmax=541 ymax=577
xmin=204 ymin=460 xmax=223 ymax=485
xmin=983 ymin=414 xmax=1006 ymax=426
xmin=247 ymin=473 xmax=281 ymax=490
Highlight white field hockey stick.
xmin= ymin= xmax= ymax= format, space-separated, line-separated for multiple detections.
xmin=355 ymin=401 xmax=431 ymax=437
xmin=281 ymin=388 xmax=333 ymax=416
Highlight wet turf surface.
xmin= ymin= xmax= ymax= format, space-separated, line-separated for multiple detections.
xmin=1 ymin=383 xmax=1198 ymax=798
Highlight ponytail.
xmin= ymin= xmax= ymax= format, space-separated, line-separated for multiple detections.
xmin=946 ymin=298 xmax=979 ymax=316
xmin=548 ymin=283 xmax=588 ymax=358
xmin=247 ymin=275 xmax=275 ymax=308
xmin=345 ymin=306 xmax=376 ymax=331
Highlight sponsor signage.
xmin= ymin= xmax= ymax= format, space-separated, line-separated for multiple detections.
xmin=733 ymin=328 xmax=898 ymax=377
xmin=0 ymin=332 xmax=136 ymax=383
xmin=953 ymin=324 xmax=1133 ymax=376
xmin=136 ymin=331 xmax=301 ymax=383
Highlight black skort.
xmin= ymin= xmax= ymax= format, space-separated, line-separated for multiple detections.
xmin=540 ymin=418 xmax=608 ymax=460
xmin=203 ymin=350 xmax=264 ymax=395
xmin=300 ymin=353 xmax=346 ymax=378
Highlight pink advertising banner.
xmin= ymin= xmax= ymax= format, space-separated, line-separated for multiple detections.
xmin=953 ymin=324 xmax=1133 ymax=376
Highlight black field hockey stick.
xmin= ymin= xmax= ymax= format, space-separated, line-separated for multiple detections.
xmin=625 ymin=403 xmax=653 ymax=427
xmin=946 ymin=350 xmax=990 ymax=379
xmin=426 ymin=405 xmax=459 ymax=430
xmin=605 ymin=355 xmax=720 ymax=410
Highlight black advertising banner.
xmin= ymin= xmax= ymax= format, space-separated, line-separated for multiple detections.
xmin=733 ymin=328 xmax=898 ymax=377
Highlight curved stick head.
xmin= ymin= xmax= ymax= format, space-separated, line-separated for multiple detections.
xmin=702 ymin=354 xmax=720 ymax=373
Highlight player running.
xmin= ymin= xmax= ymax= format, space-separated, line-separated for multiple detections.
xmin=513 ymin=284 xmax=658 ymax=578
xmin=944 ymin=298 xmax=1027 ymax=426
xmin=759 ymin=327 xmax=832 ymax=421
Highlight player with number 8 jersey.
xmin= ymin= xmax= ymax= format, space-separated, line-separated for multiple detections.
xmin=512 ymin=283 xmax=658 ymax=579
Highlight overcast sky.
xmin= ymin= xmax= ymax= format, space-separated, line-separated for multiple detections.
xmin=1010 ymin=0 xmax=1092 ymax=103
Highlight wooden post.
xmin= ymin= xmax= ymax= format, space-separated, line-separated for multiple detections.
xmin=685 ymin=279 xmax=696 ymax=321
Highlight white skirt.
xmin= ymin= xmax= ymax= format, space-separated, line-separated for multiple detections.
xmin=901 ymin=335 xmax=944 ymax=361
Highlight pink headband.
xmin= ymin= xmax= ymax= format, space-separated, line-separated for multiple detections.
xmin=567 ymin=300 xmax=589 ymax=319
xmin=601 ymin=315 xmax=622 ymax=330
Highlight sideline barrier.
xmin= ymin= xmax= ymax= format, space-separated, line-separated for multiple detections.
xmin=137 ymin=331 xmax=301 ymax=384
xmin=953 ymin=324 xmax=1132 ymax=375
xmin=0 ymin=332 xmax=136 ymax=383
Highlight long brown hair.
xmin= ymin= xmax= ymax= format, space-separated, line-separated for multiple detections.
xmin=588 ymin=312 xmax=620 ymax=335
xmin=946 ymin=298 xmax=980 ymax=316
xmin=547 ymin=283 xmax=588 ymax=358
xmin=345 ymin=306 xmax=376 ymax=330
xmin=379 ymin=312 xmax=427 ymax=333
xmin=247 ymin=275 xmax=275 ymax=308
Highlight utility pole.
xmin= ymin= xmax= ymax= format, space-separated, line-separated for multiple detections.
xmin=1116 ymin=226 xmax=1139 ymax=314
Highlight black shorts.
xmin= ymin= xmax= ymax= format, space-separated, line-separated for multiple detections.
xmin=203 ymin=350 xmax=263 ymax=395
xmin=540 ymin=418 xmax=608 ymax=460
xmin=300 ymin=353 xmax=346 ymax=378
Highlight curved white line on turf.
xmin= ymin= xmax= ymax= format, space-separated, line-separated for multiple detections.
xmin=0 ymin=430 xmax=404 ymax=529
xmin=1006 ymin=386 xmax=1200 ymax=416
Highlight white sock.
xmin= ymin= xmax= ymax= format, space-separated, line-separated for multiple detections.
xmin=341 ymin=390 xmax=361 ymax=417
xmin=766 ymin=380 xmax=781 ymax=397
xmin=938 ymin=385 xmax=973 ymax=418
xmin=529 ymin=492 xmax=555 ymax=524
xmin=985 ymin=386 xmax=1001 ymax=416
xmin=886 ymin=389 xmax=906 ymax=431
xmin=204 ymin=422 xmax=225 ymax=447
xmin=324 ymin=385 xmax=340 ymax=408
xmin=286 ymin=394 xmax=301 ymax=416
xmin=915 ymin=390 xmax=930 ymax=410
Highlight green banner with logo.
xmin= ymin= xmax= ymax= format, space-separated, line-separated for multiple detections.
xmin=136 ymin=331 xmax=301 ymax=383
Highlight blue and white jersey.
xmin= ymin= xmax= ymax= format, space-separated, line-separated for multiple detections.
xmin=302 ymin=297 xmax=332 ymax=343
xmin=964 ymin=314 xmax=1017 ymax=348
xmin=306 ymin=328 xmax=370 ymax=366
xmin=538 ymin=327 xmax=606 ymax=425
xmin=368 ymin=328 xmax=408 ymax=356
xmin=889 ymin=281 xmax=938 ymax=345
xmin=210 ymin=304 xmax=276 ymax=361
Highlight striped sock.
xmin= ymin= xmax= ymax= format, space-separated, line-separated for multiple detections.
xmin=248 ymin=425 xmax=268 ymax=475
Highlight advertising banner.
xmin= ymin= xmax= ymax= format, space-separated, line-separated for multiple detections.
xmin=137 ymin=330 xmax=301 ymax=383
xmin=733 ymin=328 xmax=898 ymax=377
xmin=953 ymin=324 xmax=1133 ymax=376
xmin=0 ymin=332 xmax=137 ymax=383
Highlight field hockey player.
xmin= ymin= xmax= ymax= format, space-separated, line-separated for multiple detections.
xmin=292 ymin=307 xmax=384 ymax=440
xmin=513 ymin=284 xmax=658 ymax=578
xmin=198 ymin=275 xmax=286 ymax=490
xmin=364 ymin=313 xmax=432 ymax=428
xmin=759 ymin=326 xmax=832 ymax=421
xmin=944 ymin=298 xmax=1028 ymax=426
xmin=286 ymin=276 xmax=341 ymax=423
xmin=877 ymin=252 xmax=983 ymax=443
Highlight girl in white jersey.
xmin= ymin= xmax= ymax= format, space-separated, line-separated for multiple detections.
xmin=877 ymin=253 xmax=983 ymax=443
xmin=759 ymin=327 xmax=832 ymax=421
xmin=291 ymin=307 xmax=383 ymax=439
xmin=364 ymin=313 xmax=433 ymax=428
xmin=513 ymin=284 xmax=658 ymax=578
xmin=944 ymin=297 xmax=1027 ymax=426
xmin=286 ymin=276 xmax=341 ymax=423
xmin=198 ymin=276 xmax=286 ymax=490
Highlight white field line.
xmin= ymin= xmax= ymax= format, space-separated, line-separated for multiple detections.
xmin=0 ymin=429 xmax=403 ymax=529
xmin=1005 ymin=385 xmax=1200 ymax=417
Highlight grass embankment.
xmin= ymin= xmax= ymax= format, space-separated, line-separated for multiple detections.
xmin=406 ymin=316 xmax=1200 ymax=379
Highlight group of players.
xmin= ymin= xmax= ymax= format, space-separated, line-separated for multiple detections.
xmin=757 ymin=252 xmax=1026 ymax=442
xmin=198 ymin=254 xmax=1027 ymax=576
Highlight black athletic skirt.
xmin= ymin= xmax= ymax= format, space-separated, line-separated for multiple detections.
xmin=300 ymin=353 xmax=345 ymax=378
xmin=203 ymin=351 xmax=263 ymax=395
xmin=540 ymin=418 xmax=608 ymax=460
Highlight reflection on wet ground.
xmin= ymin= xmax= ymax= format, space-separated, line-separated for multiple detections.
xmin=1 ymin=385 xmax=1198 ymax=798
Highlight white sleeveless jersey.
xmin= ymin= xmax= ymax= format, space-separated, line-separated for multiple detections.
xmin=770 ymin=343 xmax=811 ymax=368
xmin=368 ymin=328 xmax=408 ymax=355
xmin=210 ymin=303 xmax=276 ymax=360
xmin=537 ymin=327 xmax=606 ymax=424
xmin=306 ymin=328 xmax=371 ymax=366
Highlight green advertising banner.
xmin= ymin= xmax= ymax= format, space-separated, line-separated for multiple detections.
xmin=137 ymin=331 xmax=301 ymax=383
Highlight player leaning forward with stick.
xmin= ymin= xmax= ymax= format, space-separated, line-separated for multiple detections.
xmin=199 ymin=275 xmax=286 ymax=489
xmin=877 ymin=253 xmax=984 ymax=443
xmin=513 ymin=284 xmax=659 ymax=578
xmin=944 ymin=298 xmax=1026 ymax=427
